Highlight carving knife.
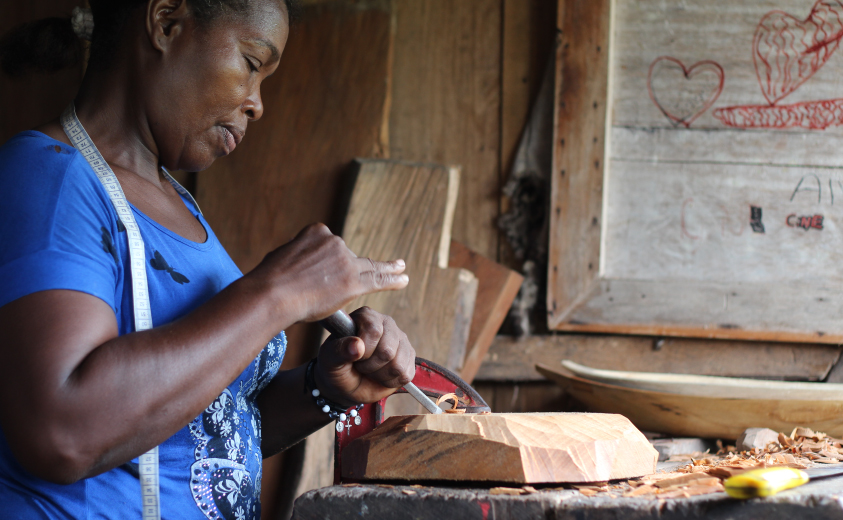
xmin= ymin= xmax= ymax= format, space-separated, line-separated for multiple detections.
xmin=320 ymin=310 xmax=443 ymax=414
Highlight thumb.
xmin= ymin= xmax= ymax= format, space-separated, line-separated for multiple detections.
xmin=321 ymin=336 xmax=365 ymax=370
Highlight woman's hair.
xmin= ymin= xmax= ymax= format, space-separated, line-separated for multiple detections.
xmin=0 ymin=0 xmax=300 ymax=77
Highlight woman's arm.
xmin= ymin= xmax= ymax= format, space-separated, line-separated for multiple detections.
xmin=0 ymin=224 xmax=407 ymax=484
xmin=257 ymin=307 xmax=415 ymax=456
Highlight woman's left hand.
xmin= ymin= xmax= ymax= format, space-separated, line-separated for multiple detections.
xmin=314 ymin=307 xmax=415 ymax=407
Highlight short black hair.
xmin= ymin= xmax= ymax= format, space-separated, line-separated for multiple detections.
xmin=0 ymin=0 xmax=299 ymax=77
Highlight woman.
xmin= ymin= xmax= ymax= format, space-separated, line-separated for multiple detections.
xmin=0 ymin=0 xmax=416 ymax=518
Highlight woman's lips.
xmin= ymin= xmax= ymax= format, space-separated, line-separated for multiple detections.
xmin=221 ymin=126 xmax=237 ymax=153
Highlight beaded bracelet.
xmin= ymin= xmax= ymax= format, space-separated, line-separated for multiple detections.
xmin=305 ymin=358 xmax=364 ymax=433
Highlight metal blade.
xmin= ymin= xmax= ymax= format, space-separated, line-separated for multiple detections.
xmin=404 ymin=382 xmax=443 ymax=414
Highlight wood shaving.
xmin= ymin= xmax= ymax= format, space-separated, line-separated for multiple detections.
xmin=490 ymin=487 xmax=525 ymax=496
xmin=401 ymin=490 xmax=417 ymax=495
xmin=572 ymin=426 xmax=832 ymax=500
xmin=435 ymin=393 xmax=467 ymax=411
xmin=521 ymin=486 xmax=538 ymax=494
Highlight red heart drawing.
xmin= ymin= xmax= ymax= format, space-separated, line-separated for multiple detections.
xmin=647 ymin=57 xmax=725 ymax=128
xmin=754 ymin=0 xmax=843 ymax=106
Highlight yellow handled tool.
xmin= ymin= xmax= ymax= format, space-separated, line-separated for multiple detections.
xmin=724 ymin=466 xmax=843 ymax=499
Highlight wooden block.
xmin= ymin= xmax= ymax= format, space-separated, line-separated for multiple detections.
xmin=537 ymin=363 xmax=843 ymax=440
xmin=389 ymin=0 xmax=502 ymax=260
xmin=448 ymin=240 xmax=524 ymax=383
xmin=342 ymin=413 xmax=658 ymax=483
xmin=342 ymin=159 xmax=476 ymax=371
xmin=476 ymin=335 xmax=840 ymax=382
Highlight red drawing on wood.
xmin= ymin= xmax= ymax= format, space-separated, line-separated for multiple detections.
xmin=714 ymin=98 xmax=843 ymax=129
xmin=754 ymin=0 xmax=843 ymax=105
xmin=648 ymin=57 xmax=725 ymax=127
xmin=715 ymin=0 xmax=843 ymax=129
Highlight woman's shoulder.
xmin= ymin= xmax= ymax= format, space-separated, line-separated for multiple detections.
xmin=0 ymin=130 xmax=103 ymax=197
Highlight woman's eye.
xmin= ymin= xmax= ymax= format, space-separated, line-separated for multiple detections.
xmin=245 ymin=57 xmax=259 ymax=72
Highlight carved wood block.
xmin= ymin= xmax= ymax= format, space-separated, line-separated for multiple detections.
xmin=342 ymin=413 xmax=658 ymax=483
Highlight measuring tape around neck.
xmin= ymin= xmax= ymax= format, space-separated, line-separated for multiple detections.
xmin=61 ymin=103 xmax=201 ymax=520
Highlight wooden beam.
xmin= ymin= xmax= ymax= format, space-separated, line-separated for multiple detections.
xmin=476 ymin=334 xmax=840 ymax=382
xmin=547 ymin=0 xmax=611 ymax=328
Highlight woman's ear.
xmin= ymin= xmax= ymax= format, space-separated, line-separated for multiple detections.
xmin=145 ymin=0 xmax=190 ymax=53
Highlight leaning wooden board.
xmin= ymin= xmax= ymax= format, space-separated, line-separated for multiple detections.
xmin=548 ymin=0 xmax=843 ymax=342
xmin=341 ymin=159 xmax=478 ymax=373
xmin=342 ymin=413 xmax=658 ymax=483
xmin=537 ymin=363 xmax=843 ymax=439
xmin=448 ymin=240 xmax=523 ymax=383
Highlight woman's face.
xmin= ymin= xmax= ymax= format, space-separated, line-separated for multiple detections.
xmin=144 ymin=0 xmax=289 ymax=172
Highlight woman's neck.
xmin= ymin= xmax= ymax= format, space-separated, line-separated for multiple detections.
xmin=73 ymin=64 xmax=164 ymax=188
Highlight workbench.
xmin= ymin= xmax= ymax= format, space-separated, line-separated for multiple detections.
xmin=291 ymin=469 xmax=843 ymax=520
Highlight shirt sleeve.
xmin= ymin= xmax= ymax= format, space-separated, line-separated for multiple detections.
xmin=0 ymin=134 xmax=120 ymax=312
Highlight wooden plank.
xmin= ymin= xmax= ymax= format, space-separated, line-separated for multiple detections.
xmin=476 ymin=334 xmax=840 ymax=382
xmin=448 ymin=240 xmax=524 ymax=383
xmin=538 ymin=363 xmax=843 ymax=439
xmin=341 ymin=159 xmax=476 ymax=371
xmin=389 ymin=0 xmax=501 ymax=261
xmin=546 ymin=0 xmax=611 ymax=328
xmin=342 ymin=413 xmax=658 ymax=483
xmin=195 ymin=1 xmax=393 ymax=274
xmin=560 ymin=278 xmax=843 ymax=343
xmin=0 ymin=1 xmax=85 ymax=143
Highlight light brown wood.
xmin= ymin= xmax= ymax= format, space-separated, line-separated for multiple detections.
xmin=476 ymin=334 xmax=840 ymax=382
xmin=547 ymin=0 xmax=610 ymax=328
xmin=195 ymin=1 xmax=393 ymax=273
xmin=537 ymin=363 xmax=843 ymax=440
xmin=388 ymin=0 xmax=501 ymax=261
xmin=448 ymin=240 xmax=524 ymax=383
xmin=341 ymin=159 xmax=477 ymax=371
xmin=342 ymin=413 xmax=658 ymax=483
xmin=561 ymin=360 xmax=843 ymax=400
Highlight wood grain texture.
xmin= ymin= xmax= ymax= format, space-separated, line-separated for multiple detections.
xmin=0 ymin=1 xmax=85 ymax=143
xmin=547 ymin=0 xmax=611 ymax=328
xmin=476 ymin=334 xmax=840 ymax=382
xmin=388 ymin=0 xmax=501 ymax=260
xmin=342 ymin=413 xmax=658 ymax=483
xmin=195 ymin=1 xmax=392 ymax=273
xmin=448 ymin=240 xmax=524 ymax=383
xmin=342 ymin=159 xmax=476 ymax=371
xmin=538 ymin=364 xmax=843 ymax=440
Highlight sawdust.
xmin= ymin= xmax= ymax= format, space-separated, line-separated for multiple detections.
xmin=577 ymin=427 xmax=840 ymax=499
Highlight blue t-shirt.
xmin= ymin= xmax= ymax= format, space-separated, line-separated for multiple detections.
xmin=0 ymin=131 xmax=286 ymax=520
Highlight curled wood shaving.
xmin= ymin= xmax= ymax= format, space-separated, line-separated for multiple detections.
xmin=435 ymin=393 xmax=466 ymax=410
xmin=401 ymin=490 xmax=417 ymax=495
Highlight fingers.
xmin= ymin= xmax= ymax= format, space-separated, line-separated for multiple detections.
xmin=320 ymin=336 xmax=365 ymax=370
xmin=357 ymin=258 xmax=409 ymax=292
xmin=351 ymin=309 xmax=415 ymax=388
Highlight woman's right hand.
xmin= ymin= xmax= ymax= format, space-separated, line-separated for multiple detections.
xmin=250 ymin=223 xmax=408 ymax=323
